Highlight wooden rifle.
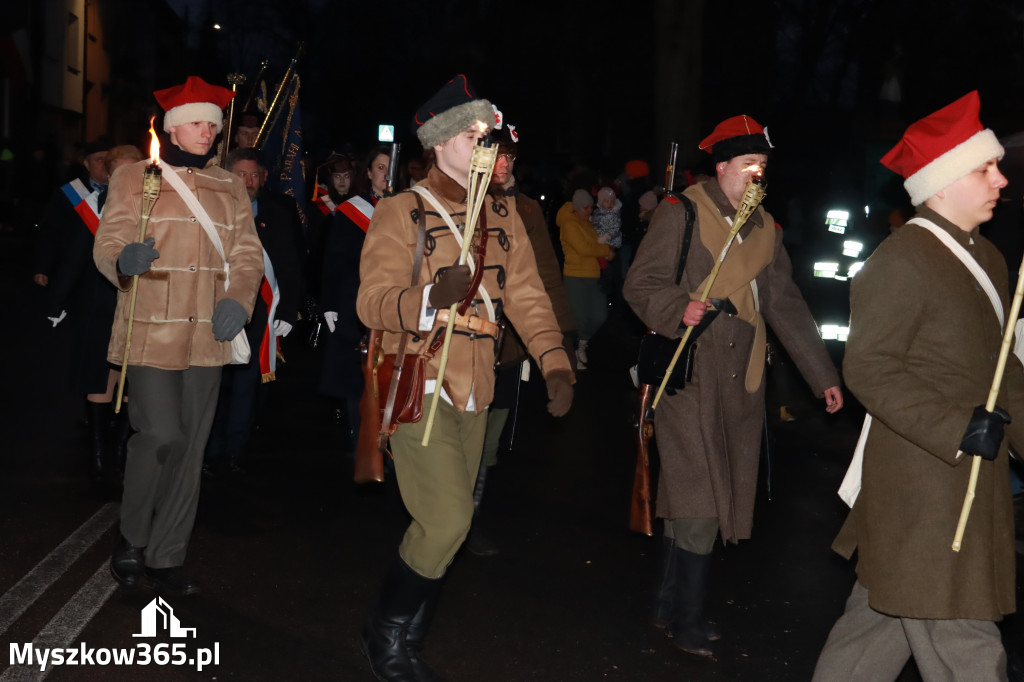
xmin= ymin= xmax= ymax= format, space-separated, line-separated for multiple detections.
xmin=629 ymin=141 xmax=680 ymax=535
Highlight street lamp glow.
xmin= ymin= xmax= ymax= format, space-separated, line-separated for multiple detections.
xmin=213 ymin=23 xmax=222 ymax=30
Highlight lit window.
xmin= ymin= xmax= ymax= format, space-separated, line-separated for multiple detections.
xmin=842 ymin=241 xmax=863 ymax=257
xmin=819 ymin=324 xmax=850 ymax=342
xmin=813 ymin=262 xmax=840 ymax=278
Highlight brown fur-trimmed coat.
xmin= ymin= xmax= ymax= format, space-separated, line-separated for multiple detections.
xmin=94 ymin=159 xmax=264 ymax=370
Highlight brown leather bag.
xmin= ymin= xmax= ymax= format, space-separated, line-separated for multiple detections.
xmin=377 ymin=348 xmax=426 ymax=430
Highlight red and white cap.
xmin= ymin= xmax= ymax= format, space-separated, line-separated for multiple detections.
xmin=153 ymin=76 xmax=235 ymax=135
xmin=698 ymin=114 xmax=773 ymax=161
xmin=881 ymin=91 xmax=1004 ymax=206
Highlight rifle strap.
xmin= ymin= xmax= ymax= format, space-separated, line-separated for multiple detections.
xmin=378 ymin=194 xmax=428 ymax=451
xmin=675 ymin=194 xmax=696 ymax=286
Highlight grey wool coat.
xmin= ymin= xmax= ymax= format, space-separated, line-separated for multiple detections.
xmin=624 ymin=180 xmax=838 ymax=543
xmin=834 ymin=206 xmax=1024 ymax=621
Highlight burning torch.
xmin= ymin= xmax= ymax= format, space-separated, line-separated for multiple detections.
xmin=421 ymin=122 xmax=498 ymax=447
xmin=114 ymin=118 xmax=163 ymax=414
xmin=650 ymin=167 xmax=767 ymax=412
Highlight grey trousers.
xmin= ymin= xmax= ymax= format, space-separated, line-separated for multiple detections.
xmin=813 ymin=582 xmax=1008 ymax=682
xmin=664 ymin=517 xmax=720 ymax=555
xmin=122 ymin=365 xmax=221 ymax=569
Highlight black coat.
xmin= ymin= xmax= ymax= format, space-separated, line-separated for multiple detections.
xmin=243 ymin=192 xmax=304 ymax=354
xmin=317 ymin=194 xmax=373 ymax=399
xmin=45 ymin=186 xmax=118 ymax=395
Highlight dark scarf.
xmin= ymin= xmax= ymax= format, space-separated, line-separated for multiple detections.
xmin=158 ymin=130 xmax=218 ymax=169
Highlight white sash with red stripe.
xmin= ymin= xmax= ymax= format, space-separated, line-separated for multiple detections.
xmin=337 ymin=195 xmax=374 ymax=233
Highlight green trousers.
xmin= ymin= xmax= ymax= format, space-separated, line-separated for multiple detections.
xmin=390 ymin=394 xmax=488 ymax=578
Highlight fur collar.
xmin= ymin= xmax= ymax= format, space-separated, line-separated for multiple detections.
xmin=426 ymin=165 xmax=468 ymax=204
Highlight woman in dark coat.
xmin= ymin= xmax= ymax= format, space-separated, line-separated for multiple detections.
xmin=318 ymin=146 xmax=391 ymax=443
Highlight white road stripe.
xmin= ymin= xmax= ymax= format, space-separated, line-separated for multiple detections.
xmin=0 ymin=503 xmax=118 ymax=638
xmin=0 ymin=560 xmax=118 ymax=681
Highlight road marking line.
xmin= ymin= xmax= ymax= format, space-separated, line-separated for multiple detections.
xmin=0 ymin=503 xmax=118 ymax=638
xmin=0 ymin=559 xmax=118 ymax=681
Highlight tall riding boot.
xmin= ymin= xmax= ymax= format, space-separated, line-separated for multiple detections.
xmin=668 ymin=546 xmax=715 ymax=657
xmin=652 ymin=536 xmax=676 ymax=630
xmin=654 ymin=539 xmax=720 ymax=641
xmin=86 ymin=402 xmax=111 ymax=482
xmin=361 ymin=557 xmax=442 ymax=682
xmin=465 ymin=466 xmax=499 ymax=556
xmin=405 ymin=578 xmax=445 ymax=682
xmin=112 ymin=405 xmax=133 ymax=479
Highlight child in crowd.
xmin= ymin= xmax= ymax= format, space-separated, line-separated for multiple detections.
xmin=592 ymin=186 xmax=624 ymax=304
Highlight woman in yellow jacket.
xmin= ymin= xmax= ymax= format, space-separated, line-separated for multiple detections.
xmin=557 ymin=189 xmax=614 ymax=368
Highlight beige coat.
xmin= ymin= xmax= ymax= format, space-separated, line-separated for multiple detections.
xmin=624 ymin=180 xmax=838 ymax=543
xmin=94 ymin=159 xmax=264 ymax=370
xmin=356 ymin=166 xmax=572 ymax=414
xmin=835 ymin=206 xmax=1024 ymax=621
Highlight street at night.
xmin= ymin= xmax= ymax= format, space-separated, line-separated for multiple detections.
xmin=2 ymin=233 xmax=1023 ymax=681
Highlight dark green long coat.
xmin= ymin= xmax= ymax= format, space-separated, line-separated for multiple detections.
xmin=835 ymin=206 xmax=1024 ymax=621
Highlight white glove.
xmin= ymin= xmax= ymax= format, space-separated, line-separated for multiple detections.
xmin=273 ymin=319 xmax=293 ymax=337
xmin=47 ymin=310 xmax=67 ymax=328
xmin=323 ymin=311 xmax=338 ymax=333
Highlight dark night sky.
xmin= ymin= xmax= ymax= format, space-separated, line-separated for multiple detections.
xmin=108 ymin=0 xmax=1024 ymax=242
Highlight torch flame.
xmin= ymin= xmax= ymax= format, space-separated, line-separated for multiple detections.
xmin=742 ymin=164 xmax=763 ymax=176
xmin=472 ymin=119 xmax=490 ymax=134
xmin=148 ymin=116 xmax=160 ymax=165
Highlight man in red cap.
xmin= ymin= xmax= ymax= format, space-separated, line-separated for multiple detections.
xmin=356 ymin=75 xmax=574 ymax=682
xmin=813 ymin=91 xmax=1023 ymax=680
xmin=624 ymin=115 xmax=842 ymax=658
xmin=93 ymin=75 xmax=264 ymax=596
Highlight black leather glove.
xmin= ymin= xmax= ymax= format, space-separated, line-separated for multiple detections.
xmin=211 ymin=298 xmax=247 ymax=341
xmin=545 ymin=369 xmax=574 ymax=417
xmin=429 ymin=265 xmax=472 ymax=308
xmin=959 ymin=405 xmax=1010 ymax=461
xmin=117 ymin=237 xmax=159 ymax=275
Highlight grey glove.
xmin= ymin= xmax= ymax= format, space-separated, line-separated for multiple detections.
xmin=211 ymin=298 xmax=247 ymax=341
xmin=117 ymin=237 xmax=159 ymax=276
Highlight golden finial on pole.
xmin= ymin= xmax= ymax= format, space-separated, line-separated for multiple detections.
xmin=650 ymin=172 xmax=767 ymax=412
xmin=114 ymin=117 xmax=163 ymax=414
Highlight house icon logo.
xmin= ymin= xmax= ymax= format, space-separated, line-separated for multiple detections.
xmin=133 ymin=597 xmax=197 ymax=638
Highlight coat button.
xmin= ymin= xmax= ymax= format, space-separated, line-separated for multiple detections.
xmin=187 ymin=168 xmax=193 ymax=174
xmin=189 ymin=316 xmax=196 ymax=323
xmin=190 ymin=216 xmax=196 ymax=222
xmin=729 ymin=342 xmax=735 ymax=348
xmin=730 ymin=373 xmax=737 ymax=379
xmin=189 ymin=265 xmax=196 ymax=271
xmin=728 ymin=313 xmax=735 ymax=318
xmin=990 ymin=354 xmax=996 ymax=361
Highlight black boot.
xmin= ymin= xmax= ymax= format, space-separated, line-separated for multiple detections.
xmin=653 ymin=537 xmax=720 ymax=641
xmin=668 ymin=547 xmax=716 ymax=657
xmin=465 ymin=466 xmax=499 ymax=557
xmin=110 ymin=535 xmax=147 ymax=588
xmin=652 ymin=536 xmax=676 ymax=631
xmin=361 ymin=558 xmax=443 ymax=682
xmin=405 ymin=579 xmax=445 ymax=682
xmin=111 ymin=405 xmax=133 ymax=479
xmin=87 ymin=402 xmax=111 ymax=482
